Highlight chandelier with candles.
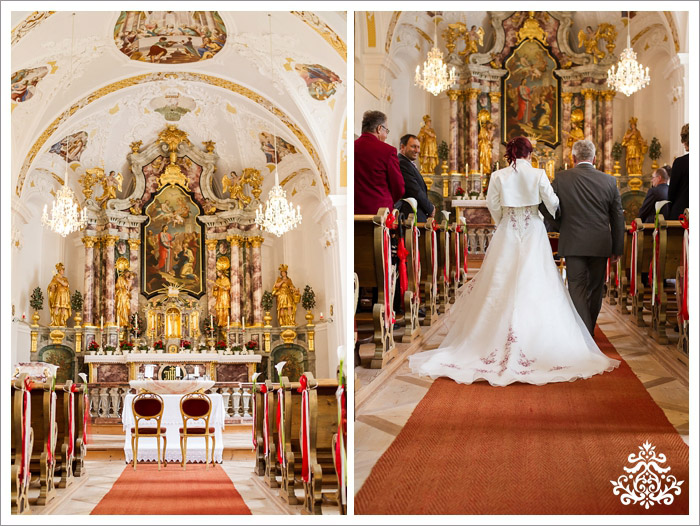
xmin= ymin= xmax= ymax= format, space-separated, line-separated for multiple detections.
xmin=607 ymin=12 xmax=650 ymax=96
xmin=415 ymin=16 xmax=456 ymax=96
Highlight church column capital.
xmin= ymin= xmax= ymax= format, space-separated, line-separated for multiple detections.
xmin=601 ymin=90 xmax=616 ymax=101
xmin=445 ymin=89 xmax=461 ymax=101
xmin=82 ymin=236 xmax=96 ymax=248
xmin=227 ymin=235 xmax=243 ymax=247
xmin=488 ymin=92 xmax=502 ymax=103
xmin=128 ymin=239 xmax=141 ymax=250
xmin=249 ymin=236 xmax=264 ymax=248
xmin=581 ymin=88 xmax=596 ymax=100
xmin=104 ymin=235 xmax=118 ymax=247
xmin=205 ymin=239 xmax=219 ymax=251
xmin=561 ymin=92 xmax=573 ymax=104
xmin=466 ymin=88 xmax=481 ymax=100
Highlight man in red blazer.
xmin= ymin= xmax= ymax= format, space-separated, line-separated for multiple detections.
xmin=354 ymin=110 xmax=404 ymax=215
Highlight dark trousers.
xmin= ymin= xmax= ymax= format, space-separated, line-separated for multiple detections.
xmin=565 ymin=256 xmax=608 ymax=337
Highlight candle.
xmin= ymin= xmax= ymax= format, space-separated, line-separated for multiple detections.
xmin=101 ymin=316 xmax=104 ymax=330
xmin=565 ymin=163 xmax=568 ymax=170
xmin=320 ymin=312 xmax=324 ymax=320
xmin=227 ymin=314 xmax=230 ymax=329
xmin=242 ymin=317 xmax=245 ymax=331
xmin=135 ymin=315 xmax=138 ymax=331
xmin=465 ymin=163 xmax=469 ymax=175
xmin=496 ymin=161 xmax=499 ymax=171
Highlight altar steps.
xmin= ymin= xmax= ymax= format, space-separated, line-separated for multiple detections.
xmin=86 ymin=422 xmax=255 ymax=462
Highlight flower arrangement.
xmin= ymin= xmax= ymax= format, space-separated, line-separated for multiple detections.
xmin=649 ymin=137 xmax=661 ymax=161
xmin=30 ymin=287 xmax=44 ymax=311
xmin=120 ymin=341 xmax=133 ymax=352
xmin=215 ymin=340 xmax=227 ymax=350
xmin=301 ymin=285 xmax=316 ymax=311
xmin=105 ymin=345 xmax=116 ymax=354
xmin=182 ymin=340 xmax=192 ymax=350
xmin=88 ymin=340 xmax=100 ymax=353
xmin=455 ymin=186 xmax=466 ymax=197
xmin=245 ymin=339 xmax=258 ymax=351
xmin=438 ymin=140 xmax=449 ymax=163
xmin=612 ymin=142 xmax=623 ymax=162
xmin=262 ymin=290 xmax=274 ymax=312
xmin=138 ymin=343 xmax=149 ymax=352
xmin=153 ymin=340 xmax=164 ymax=351
xmin=231 ymin=345 xmax=243 ymax=353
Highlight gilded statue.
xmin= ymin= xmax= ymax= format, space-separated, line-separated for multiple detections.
xmin=115 ymin=269 xmax=134 ymax=327
xmin=96 ymin=170 xmax=123 ymax=208
xmin=577 ymin=25 xmax=605 ymax=64
xmin=567 ymin=109 xmax=585 ymax=152
xmin=212 ymin=257 xmax=231 ymax=326
xmin=621 ymin=117 xmax=648 ymax=176
xmin=222 ymin=170 xmax=251 ymax=209
xmin=477 ymin=109 xmax=494 ymax=174
xmin=47 ymin=263 xmax=71 ymax=326
xmin=460 ymin=25 xmax=484 ymax=58
xmin=272 ymin=264 xmax=301 ymax=327
xmin=417 ymin=115 xmax=438 ymax=175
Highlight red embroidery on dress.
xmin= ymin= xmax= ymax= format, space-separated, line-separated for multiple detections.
xmin=524 ymin=207 xmax=532 ymax=229
xmin=497 ymin=326 xmax=517 ymax=376
xmin=466 ymin=274 xmax=479 ymax=293
xmin=548 ymin=365 xmax=570 ymax=371
xmin=480 ymin=349 xmax=497 ymax=365
xmin=517 ymin=350 xmax=536 ymax=368
xmin=440 ymin=363 xmax=461 ymax=370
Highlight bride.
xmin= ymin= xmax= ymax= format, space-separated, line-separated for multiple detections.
xmin=409 ymin=137 xmax=619 ymax=386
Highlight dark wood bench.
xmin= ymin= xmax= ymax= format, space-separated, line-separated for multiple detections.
xmin=27 ymin=374 xmax=58 ymax=506
xmin=418 ymin=218 xmax=439 ymax=326
xmin=11 ymin=374 xmax=34 ymax=515
xmin=277 ymin=377 xmax=302 ymax=504
xmin=629 ymin=219 xmax=655 ymax=326
xmin=649 ymin=216 xmax=684 ymax=344
xmin=400 ymin=213 xmax=421 ymax=343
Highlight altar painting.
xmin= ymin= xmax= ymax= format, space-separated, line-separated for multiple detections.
xmin=142 ymin=185 xmax=203 ymax=297
xmin=503 ymin=39 xmax=560 ymax=147
xmin=114 ymin=11 xmax=226 ymax=64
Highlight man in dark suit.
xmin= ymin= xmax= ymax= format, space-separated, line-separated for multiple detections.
xmin=543 ymin=140 xmax=625 ymax=336
xmin=668 ymin=123 xmax=689 ymax=220
xmin=394 ymin=134 xmax=435 ymax=222
xmin=637 ymin=167 xmax=670 ymax=223
xmin=354 ymin=110 xmax=404 ymax=215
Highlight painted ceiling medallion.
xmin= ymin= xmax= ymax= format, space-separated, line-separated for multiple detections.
xmin=114 ymin=11 xmax=226 ymax=64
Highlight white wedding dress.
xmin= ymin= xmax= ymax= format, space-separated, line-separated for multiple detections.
xmin=409 ymin=159 xmax=620 ymax=386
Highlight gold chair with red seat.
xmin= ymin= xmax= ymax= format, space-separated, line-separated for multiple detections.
xmin=179 ymin=392 xmax=215 ymax=469
xmin=131 ymin=391 xmax=167 ymax=470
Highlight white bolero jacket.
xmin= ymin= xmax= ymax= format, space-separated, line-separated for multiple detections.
xmin=486 ymin=158 xmax=559 ymax=224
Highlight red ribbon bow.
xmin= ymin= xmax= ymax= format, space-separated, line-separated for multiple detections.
xmin=679 ymin=214 xmax=689 ymax=230
xmin=297 ymin=374 xmax=308 ymax=393
xmin=431 ymin=222 xmax=440 ymax=232
xmin=397 ymin=238 xmax=409 ymax=300
xmin=385 ymin=212 xmax=397 ymax=229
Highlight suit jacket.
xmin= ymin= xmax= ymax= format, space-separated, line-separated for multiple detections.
xmin=637 ymin=183 xmax=669 ymax=223
xmin=543 ymin=162 xmax=624 ymax=257
xmin=668 ymin=153 xmax=689 ymax=220
xmin=354 ymin=133 xmax=404 ymax=215
xmin=394 ymin=153 xmax=434 ymax=222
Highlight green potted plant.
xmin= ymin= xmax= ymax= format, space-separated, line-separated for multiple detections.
xmin=302 ymin=285 xmax=316 ymax=325
xmin=105 ymin=345 xmax=116 ymax=355
xmin=120 ymin=341 xmax=133 ymax=353
xmin=262 ymin=290 xmax=274 ymax=327
xmin=648 ymin=137 xmax=661 ymax=170
xmin=70 ymin=290 xmax=83 ymax=326
xmin=153 ymin=340 xmax=165 ymax=352
xmin=612 ymin=142 xmax=623 ymax=175
xmin=438 ymin=140 xmax=449 ymax=176
xmin=30 ymin=286 xmax=43 ymax=326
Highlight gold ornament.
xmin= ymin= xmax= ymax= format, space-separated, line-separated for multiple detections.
xmin=47 ymin=262 xmax=71 ymax=327
xmin=272 ymin=265 xmax=301 ymax=326
xmin=417 ymin=115 xmax=438 ymax=175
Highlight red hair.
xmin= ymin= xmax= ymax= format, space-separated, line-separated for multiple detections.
xmin=504 ymin=136 xmax=533 ymax=169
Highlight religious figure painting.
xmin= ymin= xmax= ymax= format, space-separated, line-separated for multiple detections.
xmin=259 ymin=132 xmax=298 ymax=164
xmin=294 ymin=63 xmax=342 ymax=101
xmin=503 ymin=39 xmax=560 ymax=147
xmin=142 ymin=185 xmax=203 ymax=297
xmin=114 ymin=11 xmax=226 ymax=64
xmin=11 ymin=66 xmax=48 ymax=102
xmin=49 ymin=131 xmax=88 ymax=163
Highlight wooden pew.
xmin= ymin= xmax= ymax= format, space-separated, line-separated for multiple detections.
xmin=649 ymin=216 xmax=684 ymax=344
xmin=354 ymin=209 xmax=397 ymax=368
xmin=11 ymin=374 xmax=34 ymax=515
xmin=676 ymin=209 xmax=689 ymax=356
xmin=26 ymin=374 xmax=58 ymax=506
xmin=437 ymin=217 xmax=452 ymax=312
xmin=72 ymin=382 xmax=88 ymax=478
xmin=263 ymin=380 xmax=280 ymax=488
xmin=332 ymin=379 xmax=347 ymax=515
xmin=630 ymin=219 xmax=655 ymax=326
xmin=453 ymin=220 xmax=468 ymax=287
xmin=54 ymin=381 xmax=78 ymax=488
xmin=299 ymin=373 xmax=339 ymax=515
xmin=400 ymin=213 xmax=421 ymax=343
xmin=277 ymin=377 xmax=302 ymax=505
xmin=419 ymin=218 xmax=439 ymax=326
xmin=615 ymin=225 xmax=633 ymax=314
xmin=252 ymin=382 xmax=265 ymax=476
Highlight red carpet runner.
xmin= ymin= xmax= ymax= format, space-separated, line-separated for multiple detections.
xmin=92 ymin=464 xmax=251 ymax=515
xmin=356 ymin=328 xmax=689 ymax=515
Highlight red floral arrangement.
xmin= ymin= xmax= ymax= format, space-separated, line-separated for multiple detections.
xmin=88 ymin=340 xmax=100 ymax=352
xmin=245 ymin=339 xmax=258 ymax=351
xmin=215 ymin=340 xmax=227 ymax=350
xmin=455 ymin=186 xmax=466 ymax=197
xmin=120 ymin=341 xmax=133 ymax=351
xmin=182 ymin=340 xmax=192 ymax=349
xmin=153 ymin=340 xmax=164 ymax=351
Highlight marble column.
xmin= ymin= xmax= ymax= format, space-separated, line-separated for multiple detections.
xmin=81 ymin=236 xmax=96 ymax=325
xmin=446 ymin=90 xmax=460 ymax=173
xmin=489 ymin=92 xmax=502 ymax=167
xmin=561 ymin=92 xmax=573 ymax=166
xmin=205 ymin=238 xmax=218 ymax=316
xmin=603 ymin=90 xmax=615 ymax=174
xmin=457 ymin=91 xmax=467 ymax=173
xmin=128 ymin=239 xmax=141 ymax=323
xmin=596 ymin=92 xmax=604 ymax=170
xmin=467 ymin=88 xmax=480 ymax=174
xmin=246 ymin=240 xmax=254 ymax=324
xmin=250 ymin=236 xmax=264 ymax=326
xmin=582 ymin=89 xmax=595 ymax=141
xmin=94 ymin=238 xmax=103 ymax=326
xmin=227 ymin=235 xmax=242 ymax=325
xmin=104 ymin=235 xmax=118 ymax=324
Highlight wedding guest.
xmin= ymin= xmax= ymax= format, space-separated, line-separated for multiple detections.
xmin=668 ymin=123 xmax=689 ymax=220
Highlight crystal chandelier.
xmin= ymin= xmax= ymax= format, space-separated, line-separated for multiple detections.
xmin=255 ymin=14 xmax=302 ymax=237
xmin=415 ymin=16 xmax=456 ymax=96
xmin=607 ymin=13 xmax=650 ymax=96
xmin=42 ymin=13 xmax=87 ymax=237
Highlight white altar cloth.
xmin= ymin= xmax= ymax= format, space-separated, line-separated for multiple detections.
xmin=128 ymin=379 xmax=215 ymax=395
xmin=122 ymin=393 xmax=224 ymax=464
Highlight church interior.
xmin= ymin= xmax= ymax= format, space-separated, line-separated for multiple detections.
xmin=8 ymin=10 xmax=347 ymax=516
xmin=354 ymin=10 xmax=692 ymax=515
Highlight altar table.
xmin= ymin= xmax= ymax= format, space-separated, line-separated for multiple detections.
xmin=122 ymin=393 xmax=225 ymax=464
